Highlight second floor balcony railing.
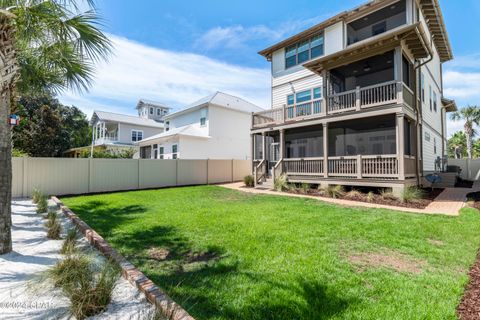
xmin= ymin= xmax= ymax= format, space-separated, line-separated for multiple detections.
xmin=252 ymin=81 xmax=415 ymax=128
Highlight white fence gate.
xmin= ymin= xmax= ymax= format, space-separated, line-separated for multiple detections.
xmin=12 ymin=157 xmax=251 ymax=197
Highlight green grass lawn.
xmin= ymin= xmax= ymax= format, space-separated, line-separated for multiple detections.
xmin=61 ymin=186 xmax=480 ymax=320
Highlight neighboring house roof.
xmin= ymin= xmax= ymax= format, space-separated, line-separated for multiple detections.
xmin=164 ymin=91 xmax=264 ymax=120
xmin=137 ymin=125 xmax=210 ymax=144
xmin=136 ymin=99 xmax=172 ymax=110
xmin=258 ymin=0 xmax=452 ymax=62
xmin=90 ymin=110 xmax=164 ymax=128
xmin=441 ymin=98 xmax=457 ymax=113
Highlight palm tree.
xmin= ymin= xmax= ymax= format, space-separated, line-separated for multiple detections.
xmin=447 ymin=131 xmax=467 ymax=159
xmin=450 ymin=106 xmax=480 ymax=159
xmin=0 ymin=0 xmax=112 ymax=254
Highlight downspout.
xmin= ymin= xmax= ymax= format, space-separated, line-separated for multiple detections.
xmin=412 ymin=24 xmax=434 ymax=186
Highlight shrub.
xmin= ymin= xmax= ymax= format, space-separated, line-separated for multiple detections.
xmin=300 ymin=183 xmax=310 ymax=194
xmin=380 ymin=189 xmax=398 ymax=201
xmin=36 ymin=196 xmax=48 ymax=214
xmin=32 ymin=189 xmax=43 ymax=204
xmin=401 ymin=187 xmax=426 ymax=203
xmin=325 ymin=185 xmax=345 ymax=199
xmin=367 ymin=191 xmax=375 ymax=203
xmin=61 ymin=228 xmax=78 ymax=255
xmin=274 ymin=174 xmax=288 ymax=192
xmin=243 ymin=175 xmax=254 ymax=187
xmin=45 ymin=212 xmax=62 ymax=239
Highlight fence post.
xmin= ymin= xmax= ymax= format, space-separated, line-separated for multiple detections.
xmin=137 ymin=159 xmax=141 ymax=189
xmin=22 ymin=157 xmax=27 ymax=198
xmin=88 ymin=158 xmax=94 ymax=193
xmin=175 ymin=159 xmax=178 ymax=186
xmin=206 ymin=159 xmax=209 ymax=185
xmin=231 ymin=159 xmax=234 ymax=182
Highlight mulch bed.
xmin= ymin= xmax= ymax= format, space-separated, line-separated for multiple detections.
xmin=286 ymin=188 xmax=444 ymax=209
xmin=457 ymin=250 xmax=480 ymax=320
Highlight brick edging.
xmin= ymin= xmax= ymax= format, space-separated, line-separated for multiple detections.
xmin=51 ymin=196 xmax=195 ymax=320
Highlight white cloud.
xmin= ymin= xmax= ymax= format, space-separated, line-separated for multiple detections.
xmin=196 ymin=15 xmax=332 ymax=50
xmin=59 ymin=34 xmax=270 ymax=117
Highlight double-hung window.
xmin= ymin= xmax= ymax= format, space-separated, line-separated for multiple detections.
xmin=159 ymin=146 xmax=164 ymax=159
xmin=131 ymin=130 xmax=143 ymax=142
xmin=157 ymin=108 xmax=161 ymax=116
xmin=165 ymin=121 xmax=170 ymax=132
xmin=285 ymin=33 xmax=324 ymax=69
xmin=296 ymin=90 xmax=311 ymax=104
xmin=429 ymin=85 xmax=433 ymax=111
xmin=152 ymin=144 xmax=158 ymax=159
xmin=433 ymin=91 xmax=437 ymax=112
xmin=149 ymin=107 xmax=154 ymax=115
xmin=172 ymin=145 xmax=178 ymax=159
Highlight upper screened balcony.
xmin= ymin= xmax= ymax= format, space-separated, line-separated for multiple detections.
xmin=347 ymin=0 xmax=407 ymax=46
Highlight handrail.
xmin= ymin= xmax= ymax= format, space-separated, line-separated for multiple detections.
xmin=328 ymin=88 xmax=356 ymax=98
xmin=284 ymin=157 xmax=324 ymax=161
xmin=272 ymin=158 xmax=283 ymax=183
xmin=402 ymin=82 xmax=414 ymax=95
xmin=254 ymin=159 xmax=266 ymax=186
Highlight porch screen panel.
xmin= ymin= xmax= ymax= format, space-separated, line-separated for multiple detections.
xmin=285 ymin=129 xmax=323 ymax=158
xmin=329 ymin=117 xmax=396 ymax=156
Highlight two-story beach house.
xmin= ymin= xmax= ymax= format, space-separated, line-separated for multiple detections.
xmin=251 ymin=0 xmax=457 ymax=194
xmin=66 ymin=99 xmax=170 ymax=157
xmin=137 ymin=92 xmax=263 ymax=159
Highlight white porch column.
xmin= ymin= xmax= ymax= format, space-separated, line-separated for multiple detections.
xmin=323 ymin=123 xmax=328 ymax=178
xmin=396 ymin=113 xmax=405 ymax=180
xmin=262 ymin=132 xmax=267 ymax=161
xmin=394 ymin=47 xmax=403 ymax=103
xmin=322 ymin=70 xmax=328 ymax=116
xmin=251 ymin=134 xmax=255 ymax=162
xmin=279 ymin=129 xmax=285 ymax=159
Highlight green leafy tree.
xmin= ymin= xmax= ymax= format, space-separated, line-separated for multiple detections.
xmin=13 ymin=94 xmax=91 ymax=157
xmin=450 ymin=106 xmax=480 ymax=159
xmin=0 ymin=0 xmax=111 ymax=253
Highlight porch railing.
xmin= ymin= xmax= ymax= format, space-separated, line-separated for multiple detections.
xmin=252 ymin=81 xmax=414 ymax=128
xmin=360 ymin=80 xmax=397 ymax=108
xmin=283 ymin=158 xmax=324 ymax=176
xmin=279 ymin=155 xmax=404 ymax=180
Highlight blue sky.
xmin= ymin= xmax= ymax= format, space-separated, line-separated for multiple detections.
xmin=59 ymin=0 xmax=480 ymax=135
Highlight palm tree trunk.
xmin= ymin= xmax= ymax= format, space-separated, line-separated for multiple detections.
xmin=466 ymin=124 xmax=473 ymax=159
xmin=0 ymin=88 xmax=12 ymax=254
xmin=0 ymin=14 xmax=16 ymax=254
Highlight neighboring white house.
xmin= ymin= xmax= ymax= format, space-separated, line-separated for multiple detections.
xmin=137 ymin=92 xmax=263 ymax=159
xmin=66 ymin=99 xmax=171 ymax=157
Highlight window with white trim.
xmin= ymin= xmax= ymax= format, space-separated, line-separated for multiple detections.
xmin=165 ymin=121 xmax=170 ymax=132
xmin=159 ymin=146 xmax=164 ymax=159
xmin=152 ymin=144 xmax=158 ymax=159
xmin=172 ymin=144 xmax=178 ymax=159
xmin=285 ymin=34 xmax=324 ymax=69
xmin=433 ymin=91 xmax=437 ymax=112
xmin=200 ymin=108 xmax=207 ymax=126
xmin=434 ymin=137 xmax=437 ymax=154
xmin=286 ymin=87 xmax=322 ymax=106
xmin=157 ymin=108 xmax=161 ymax=116
xmin=131 ymin=130 xmax=143 ymax=142
xmin=420 ymin=72 xmax=425 ymax=103
xmin=429 ymin=85 xmax=432 ymax=111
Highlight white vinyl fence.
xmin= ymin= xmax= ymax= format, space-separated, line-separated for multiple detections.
xmin=12 ymin=157 xmax=251 ymax=198
xmin=448 ymin=158 xmax=480 ymax=181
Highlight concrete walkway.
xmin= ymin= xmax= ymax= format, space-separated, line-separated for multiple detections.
xmin=220 ymin=182 xmax=480 ymax=216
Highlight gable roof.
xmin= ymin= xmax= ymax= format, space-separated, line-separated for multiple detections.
xmin=258 ymin=0 xmax=452 ymax=62
xmin=91 ymin=110 xmax=164 ymax=128
xmin=137 ymin=124 xmax=210 ymax=144
xmin=164 ymin=92 xmax=264 ymax=120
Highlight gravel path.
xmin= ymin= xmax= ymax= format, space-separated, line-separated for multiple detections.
xmin=0 ymin=199 xmax=156 ymax=320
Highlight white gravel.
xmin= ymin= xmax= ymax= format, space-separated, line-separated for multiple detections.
xmin=0 ymin=199 xmax=156 ymax=320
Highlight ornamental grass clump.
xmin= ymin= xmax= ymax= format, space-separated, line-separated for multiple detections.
xmin=45 ymin=211 xmax=61 ymax=239
xmin=61 ymin=228 xmax=78 ymax=255
xmin=325 ymin=185 xmax=345 ymax=199
xmin=274 ymin=174 xmax=288 ymax=192
xmin=32 ymin=188 xmax=43 ymax=204
xmin=36 ymin=195 xmax=48 ymax=214
xmin=380 ymin=189 xmax=398 ymax=201
xmin=301 ymin=183 xmax=310 ymax=194
xmin=401 ymin=187 xmax=426 ymax=203
xmin=367 ymin=191 xmax=375 ymax=203
xmin=49 ymin=255 xmax=120 ymax=319
xmin=243 ymin=175 xmax=254 ymax=187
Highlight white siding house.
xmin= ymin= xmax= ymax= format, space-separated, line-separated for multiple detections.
xmin=137 ymin=92 xmax=263 ymax=160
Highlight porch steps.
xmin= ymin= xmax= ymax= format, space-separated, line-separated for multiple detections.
xmin=256 ymin=178 xmax=274 ymax=190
